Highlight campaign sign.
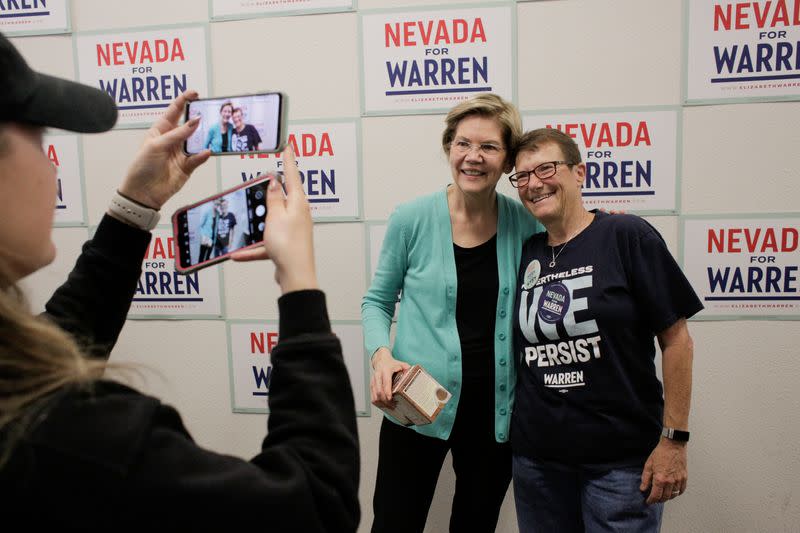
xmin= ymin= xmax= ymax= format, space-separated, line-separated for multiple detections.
xmin=75 ymin=25 xmax=210 ymax=128
xmin=227 ymin=320 xmax=369 ymax=415
xmin=686 ymin=0 xmax=800 ymax=103
xmin=220 ymin=120 xmax=361 ymax=221
xmin=681 ymin=215 xmax=800 ymax=319
xmin=523 ymin=108 xmax=679 ymax=214
xmin=129 ymin=227 xmax=223 ymax=318
xmin=360 ymin=5 xmax=514 ymax=115
xmin=210 ymin=0 xmax=353 ymax=21
xmin=44 ymin=133 xmax=86 ymax=226
xmin=0 ymin=0 xmax=69 ymax=36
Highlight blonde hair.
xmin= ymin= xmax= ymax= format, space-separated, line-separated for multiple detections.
xmin=441 ymin=93 xmax=522 ymax=168
xmin=0 ymin=261 xmax=108 ymax=466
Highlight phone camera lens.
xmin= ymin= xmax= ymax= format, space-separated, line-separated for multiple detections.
xmin=255 ymin=190 xmax=264 ymax=200
xmin=258 ymin=222 xmax=265 ymax=232
xmin=255 ymin=205 xmax=266 ymax=217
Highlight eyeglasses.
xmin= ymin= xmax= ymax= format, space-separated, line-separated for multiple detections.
xmin=449 ymin=139 xmax=505 ymax=157
xmin=508 ymin=161 xmax=573 ymax=188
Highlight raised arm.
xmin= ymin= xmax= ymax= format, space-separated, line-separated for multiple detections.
xmin=229 ymin=145 xmax=360 ymax=530
xmin=43 ymin=90 xmax=210 ymax=357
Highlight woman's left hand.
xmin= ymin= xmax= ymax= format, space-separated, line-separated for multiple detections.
xmin=118 ymin=89 xmax=211 ymax=209
xmin=640 ymin=438 xmax=688 ymax=504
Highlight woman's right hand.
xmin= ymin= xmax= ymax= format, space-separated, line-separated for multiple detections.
xmin=230 ymin=145 xmax=318 ymax=294
xmin=370 ymin=347 xmax=411 ymax=409
xmin=117 ymin=90 xmax=210 ymax=209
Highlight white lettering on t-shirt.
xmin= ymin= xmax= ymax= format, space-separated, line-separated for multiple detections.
xmin=518 ymin=273 xmax=598 ymax=344
xmin=524 ymin=335 xmax=602 ymax=368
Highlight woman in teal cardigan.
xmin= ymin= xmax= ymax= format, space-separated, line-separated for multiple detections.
xmin=203 ymin=101 xmax=233 ymax=153
xmin=362 ymin=93 xmax=543 ymax=533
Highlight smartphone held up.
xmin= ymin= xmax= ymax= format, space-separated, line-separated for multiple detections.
xmin=172 ymin=174 xmax=281 ymax=274
xmin=183 ymin=91 xmax=288 ymax=156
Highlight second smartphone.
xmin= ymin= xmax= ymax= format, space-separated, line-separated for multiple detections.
xmin=183 ymin=91 xmax=288 ymax=156
xmin=172 ymin=175 xmax=278 ymax=274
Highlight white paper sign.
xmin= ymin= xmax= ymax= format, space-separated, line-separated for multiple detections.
xmin=44 ymin=134 xmax=86 ymax=226
xmin=129 ymin=227 xmax=223 ymax=318
xmin=211 ymin=0 xmax=353 ymax=20
xmin=220 ymin=120 xmax=361 ymax=221
xmin=0 ymin=0 xmax=69 ymax=36
xmin=361 ymin=5 xmax=514 ymax=115
xmin=686 ymin=0 xmax=800 ymax=102
xmin=682 ymin=215 xmax=800 ymax=319
xmin=523 ymin=109 xmax=679 ymax=213
xmin=75 ymin=25 xmax=209 ymax=128
xmin=228 ymin=321 xmax=368 ymax=414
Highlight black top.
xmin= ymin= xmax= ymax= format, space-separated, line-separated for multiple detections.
xmin=0 ymin=215 xmax=360 ymax=530
xmin=454 ymin=234 xmax=499 ymax=386
xmin=232 ymin=124 xmax=262 ymax=152
xmin=215 ymin=211 xmax=237 ymax=248
xmin=511 ymin=211 xmax=703 ymax=468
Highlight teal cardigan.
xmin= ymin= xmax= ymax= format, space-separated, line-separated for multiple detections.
xmin=362 ymin=187 xmax=543 ymax=442
xmin=204 ymin=121 xmax=233 ymax=153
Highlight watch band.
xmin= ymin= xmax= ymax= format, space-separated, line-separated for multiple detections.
xmin=109 ymin=190 xmax=160 ymax=231
xmin=662 ymin=427 xmax=690 ymax=442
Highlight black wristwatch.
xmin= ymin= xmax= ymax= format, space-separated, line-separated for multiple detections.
xmin=662 ymin=427 xmax=690 ymax=442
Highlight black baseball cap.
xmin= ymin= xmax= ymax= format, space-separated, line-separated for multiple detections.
xmin=0 ymin=32 xmax=117 ymax=133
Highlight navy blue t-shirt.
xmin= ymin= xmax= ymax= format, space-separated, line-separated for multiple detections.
xmin=231 ymin=124 xmax=262 ymax=152
xmin=511 ymin=211 xmax=703 ymax=467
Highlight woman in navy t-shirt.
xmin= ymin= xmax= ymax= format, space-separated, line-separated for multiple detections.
xmin=231 ymin=107 xmax=262 ymax=152
xmin=508 ymin=127 xmax=703 ymax=533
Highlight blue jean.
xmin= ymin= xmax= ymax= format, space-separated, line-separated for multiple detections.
xmin=512 ymin=454 xmax=663 ymax=533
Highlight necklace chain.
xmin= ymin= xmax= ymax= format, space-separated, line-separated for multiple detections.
xmin=549 ymin=237 xmax=574 ymax=268
xmin=548 ymin=216 xmax=590 ymax=268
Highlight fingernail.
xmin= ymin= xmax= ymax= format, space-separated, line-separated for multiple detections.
xmin=269 ymin=177 xmax=279 ymax=190
xmin=189 ymin=116 xmax=201 ymax=125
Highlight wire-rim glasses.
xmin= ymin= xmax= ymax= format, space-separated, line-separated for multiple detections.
xmin=508 ymin=161 xmax=573 ymax=188
xmin=449 ymin=139 xmax=505 ymax=157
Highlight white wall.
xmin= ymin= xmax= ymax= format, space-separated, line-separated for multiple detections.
xmin=14 ymin=1 xmax=800 ymax=531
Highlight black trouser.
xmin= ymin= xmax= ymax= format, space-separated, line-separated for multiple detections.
xmin=198 ymin=244 xmax=213 ymax=262
xmin=371 ymin=388 xmax=511 ymax=533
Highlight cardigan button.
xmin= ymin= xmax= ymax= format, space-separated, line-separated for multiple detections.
xmin=499 ymin=408 xmax=507 ymax=416
xmin=498 ymin=432 xmax=506 ymax=440
xmin=503 ymin=287 xmax=509 ymax=295
xmin=499 ymin=384 xmax=506 ymax=391
xmin=498 ymin=333 xmax=506 ymax=341
xmin=499 ymin=310 xmax=507 ymax=318
xmin=499 ymin=358 xmax=507 ymax=366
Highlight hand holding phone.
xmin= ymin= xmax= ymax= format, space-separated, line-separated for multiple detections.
xmin=172 ymin=174 xmax=275 ymax=274
xmin=183 ymin=91 xmax=287 ymax=156
xmin=232 ymin=145 xmax=318 ymax=294
xmin=118 ymin=90 xmax=211 ymax=209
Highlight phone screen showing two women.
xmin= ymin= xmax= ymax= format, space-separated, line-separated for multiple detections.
xmin=184 ymin=92 xmax=284 ymax=155
xmin=174 ymin=177 xmax=270 ymax=273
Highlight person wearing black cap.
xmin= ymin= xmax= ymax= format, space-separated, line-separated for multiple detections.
xmin=0 ymin=33 xmax=359 ymax=530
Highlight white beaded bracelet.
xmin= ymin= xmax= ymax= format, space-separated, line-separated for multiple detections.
xmin=108 ymin=190 xmax=161 ymax=231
